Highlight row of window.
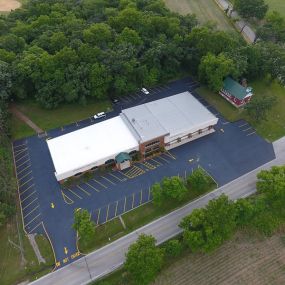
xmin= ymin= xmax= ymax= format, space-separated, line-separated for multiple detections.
xmin=166 ymin=126 xmax=214 ymax=146
xmin=145 ymin=140 xmax=160 ymax=148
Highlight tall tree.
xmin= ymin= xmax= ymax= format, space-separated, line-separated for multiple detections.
xmin=125 ymin=234 xmax=164 ymax=285
xmin=234 ymin=0 xmax=268 ymax=20
xmin=198 ymin=53 xmax=236 ymax=92
xmin=180 ymin=195 xmax=237 ymax=252
xmin=257 ymin=11 xmax=285 ymax=43
xmin=245 ymin=95 xmax=276 ymax=122
xmin=73 ymin=209 xmax=95 ymax=242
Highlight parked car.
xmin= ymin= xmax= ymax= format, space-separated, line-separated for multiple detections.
xmin=111 ymin=98 xmax=120 ymax=104
xmin=141 ymin=87 xmax=150 ymax=95
xmin=94 ymin=112 xmax=106 ymax=120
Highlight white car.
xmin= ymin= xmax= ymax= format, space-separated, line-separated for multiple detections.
xmin=94 ymin=112 xmax=106 ymax=120
xmin=141 ymin=88 xmax=150 ymax=95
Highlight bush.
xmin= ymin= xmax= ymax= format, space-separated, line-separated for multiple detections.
xmin=151 ymin=176 xmax=189 ymax=207
xmin=187 ymin=168 xmax=210 ymax=192
xmin=164 ymin=239 xmax=182 ymax=257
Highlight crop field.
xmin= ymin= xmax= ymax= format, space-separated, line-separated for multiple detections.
xmin=0 ymin=0 xmax=21 ymax=12
xmin=266 ymin=0 xmax=285 ymax=17
xmin=153 ymin=231 xmax=285 ymax=285
xmin=164 ymin=0 xmax=235 ymax=31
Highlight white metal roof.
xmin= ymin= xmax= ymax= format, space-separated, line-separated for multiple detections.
xmin=122 ymin=92 xmax=218 ymax=143
xmin=47 ymin=116 xmax=139 ymax=181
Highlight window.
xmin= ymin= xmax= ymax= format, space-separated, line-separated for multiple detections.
xmin=145 ymin=140 xmax=160 ymax=148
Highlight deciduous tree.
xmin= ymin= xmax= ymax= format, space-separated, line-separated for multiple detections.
xmin=73 ymin=209 xmax=95 ymax=242
xmin=125 ymin=234 xmax=164 ymax=285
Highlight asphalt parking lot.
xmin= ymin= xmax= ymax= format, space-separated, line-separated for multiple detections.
xmin=12 ymin=77 xmax=275 ymax=269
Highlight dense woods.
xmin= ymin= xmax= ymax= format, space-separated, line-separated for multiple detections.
xmin=0 ymin=0 xmax=283 ymax=111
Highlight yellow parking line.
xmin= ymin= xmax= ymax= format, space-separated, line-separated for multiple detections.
xmin=24 ymin=205 xmax=40 ymax=219
xmin=61 ymin=190 xmax=74 ymax=205
xmin=143 ymin=161 xmax=156 ymax=170
xmin=150 ymin=158 xmax=162 ymax=166
xmin=101 ymin=175 xmax=116 ymax=185
xmin=20 ymin=177 xmax=33 ymax=188
xmin=165 ymin=151 xmax=176 ymax=160
xmin=15 ymin=153 xmax=29 ymax=164
xmin=76 ymin=185 xmax=91 ymax=196
xmin=18 ymin=170 xmax=32 ymax=181
xmin=106 ymin=204 xmax=110 ymax=222
xmin=16 ymin=158 xmax=30 ymax=169
xmin=119 ymin=170 xmax=130 ymax=179
xmin=115 ymin=201 xmax=118 ymax=216
xmin=22 ymin=190 xmax=36 ymax=203
xmin=66 ymin=188 xmax=82 ymax=199
xmin=85 ymin=182 xmax=100 ymax=193
xmin=92 ymin=178 xmax=107 ymax=189
xmin=108 ymin=172 xmax=126 ymax=182
xmin=28 ymin=221 xmax=42 ymax=234
xmin=96 ymin=208 xmax=101 ymax=224
xmin=17 ymin=164 xmax=31 ymax=176
xmin=25 ymin=213 xmax=41 ymax=227
xmin=23 ymin=197 xmax=38 ymax=211
xmin=20 ymin=183 xmax=35 ymax=196
xmin=158 ymin=156 xmax=169 ymax=163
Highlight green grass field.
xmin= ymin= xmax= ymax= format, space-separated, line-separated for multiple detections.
xmin=12 ymin=99 xmax=111 ymax=139
xmin=265 ymin=0 xmax=285 ymax=17
xmin=0 ymin=216 xmax=54 ymax=285
xmin=196 ymin=78 xmax=285 ymax=142
xmin=164 ymin=0 xmax=235 ymax=31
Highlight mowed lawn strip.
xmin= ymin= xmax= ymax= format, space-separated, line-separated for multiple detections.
xmin=196 ymin=79 xmax=285 ymax=141
xmin=80 ymin=178 xmax=216 ymax=253
xmin=164 ymin=0 xmax=236 ymax=32
xmin=14 ymin=99 xmax=111 ymax=136
xmin=265 ymin=0 xmax=285 ymax=17
xmin=10 ymin=115 xmax=36 ymax=140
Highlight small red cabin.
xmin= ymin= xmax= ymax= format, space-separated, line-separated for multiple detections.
xmin=219 ymin=77 xmax=253 ymax=108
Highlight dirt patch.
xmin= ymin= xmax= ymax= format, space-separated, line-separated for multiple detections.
xmin=153 ymin=231 xmax=285 ymax=285
xmin=0 ymin=0 xmax=21 ymax=12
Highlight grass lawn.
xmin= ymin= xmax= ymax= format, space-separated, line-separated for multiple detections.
xmin=265 ymin=0 xmax=285 ymax=17
xmin=13 ymin=99 xmax=111 ymax=139
xmin=196 ymin=78 xmax=285 ymax=142
xmin=10 ymin=115 xmax=36 ymax=140
xmin=80 ymin=174 xmax=216 ymax=253
xmin=0 ymin=215 xmax=54 ymax=285
xmin=164 ymin=0 xmax=236 ymax=32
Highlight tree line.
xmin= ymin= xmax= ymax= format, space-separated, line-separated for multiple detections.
xmin=118 ymin=166 xmax=285 ymax=285
xmin=0 ymin=0 xmax=284 ymax=114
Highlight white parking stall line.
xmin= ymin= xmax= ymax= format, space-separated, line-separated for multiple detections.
xmin=238 ymin=123 xmax=248 ymax=128
xmin=247 ymin=131 xmax=256 ymax=136
xmin=242 ymin=127 xmax=252 ymax=132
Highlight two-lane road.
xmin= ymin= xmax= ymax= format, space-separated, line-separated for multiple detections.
xmin=30 ymin=137 xmax=285 ymax=285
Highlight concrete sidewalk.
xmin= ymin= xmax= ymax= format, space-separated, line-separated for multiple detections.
xmin=10 ymin=104 xmax=43 ymax=134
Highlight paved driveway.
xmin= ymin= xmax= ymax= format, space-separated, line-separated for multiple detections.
xmin=12 ymin=77 xmax=275 ymax=269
